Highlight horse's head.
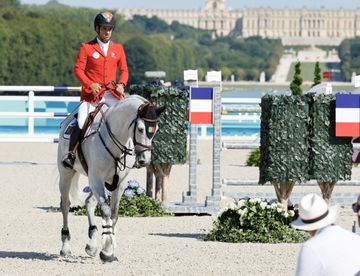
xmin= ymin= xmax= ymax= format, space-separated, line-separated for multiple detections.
xmin=132 ymin=103 xmax=166 ymax=168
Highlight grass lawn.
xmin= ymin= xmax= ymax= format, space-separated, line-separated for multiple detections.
xmin=286 ymin=62 xmax=331 ymax=82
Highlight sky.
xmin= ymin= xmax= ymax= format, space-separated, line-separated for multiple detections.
xmin=20 ymin=0 xmax=360 ymax=10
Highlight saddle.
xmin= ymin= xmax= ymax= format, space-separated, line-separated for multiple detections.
xmin=63 ymin=103 xmax=107 ymax=174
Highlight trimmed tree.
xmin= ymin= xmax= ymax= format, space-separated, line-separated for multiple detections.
xmin=312 ymin=61 xmax=321 ymax=87
xmin=290 ymin=61 xmax=303 ymax=96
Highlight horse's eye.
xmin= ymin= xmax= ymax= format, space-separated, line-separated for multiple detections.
xmin=138 ymin=126 xmax=144 ymax=133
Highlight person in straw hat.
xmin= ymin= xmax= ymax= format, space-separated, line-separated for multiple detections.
xmin=291 ymin=193 xmax=360 ymax=276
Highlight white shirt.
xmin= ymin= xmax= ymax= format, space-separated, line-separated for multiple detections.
xmin=296 ymin=225 xmax=360 ymax=276
xmin=96 ymin=37 xmax=109 ymax=56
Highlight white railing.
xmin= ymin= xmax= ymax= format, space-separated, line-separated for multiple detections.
xmin=0 ymin=86 xmax=80 ymax=142
xmin=0 ymin=86 xmax=261 ymax=142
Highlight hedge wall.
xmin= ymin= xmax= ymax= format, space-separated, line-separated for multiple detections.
xmin=128 ymin=85 xmax=188 ymax=164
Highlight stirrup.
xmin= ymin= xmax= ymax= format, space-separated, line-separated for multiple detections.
xmin=62 ymin=153 xmax=75 ymax=169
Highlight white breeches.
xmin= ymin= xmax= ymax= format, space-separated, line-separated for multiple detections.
xmin=78 ymin=91 xmax=119 ymax=129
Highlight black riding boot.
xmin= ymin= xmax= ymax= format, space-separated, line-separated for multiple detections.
xmin=62 ymin=124 xmax=81 ymax=169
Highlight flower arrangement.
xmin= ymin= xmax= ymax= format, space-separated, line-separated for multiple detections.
xmin=205 ymin=198 xmax=309 ymax=243
xmin=73 ymin=180 xmax=170 ymax=217
xmin=123 ymin=179 xmax=145 ymax=198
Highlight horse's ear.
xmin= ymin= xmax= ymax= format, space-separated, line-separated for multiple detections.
xmin=156 ymin=106 xmax=166 ymax=117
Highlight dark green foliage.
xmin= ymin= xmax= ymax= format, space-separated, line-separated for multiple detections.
xmin=128 ymin=85 xmax=188 ymax=164
xmin=260 ymin=94 xmax=353 ymax=184
xmin=0 ymin=4 xmax=283 ymax=86
xmin=259 ymin=95 xmax=309 ymax=184
xmin=312 ymin=61 xmax=321 ymax=87
xmin=246 ymin=149 xmax=260 ymax=167
xmin=205 ymin=198 xmax=309 ymax=243
xmin=307 ymin=94 xmax=352 ymax=181
xmin=117 ymin=195 xmax=170 ymax=217
xmin=290 ymin=61 xmax=303 ymax=95
xmin=0 ymin=0 xmax=19 ymax=7
xmin=339 ymin=38 xmax=360 ymax=81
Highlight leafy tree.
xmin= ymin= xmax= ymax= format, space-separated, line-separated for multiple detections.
xmin=312 ymin=61 xmax=321 ymax=87
xmin=124 ymin=36 xmax=158 ymax=84
xmin=290 ymin=61 xmax=303 ymax=95
xmin=0 ymin=0 xmax=19 ymax=7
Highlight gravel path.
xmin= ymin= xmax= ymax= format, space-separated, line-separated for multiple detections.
xmin=0 ymin=142 xmax=357 ymax=275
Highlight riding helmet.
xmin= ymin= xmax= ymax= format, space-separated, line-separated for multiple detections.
xmin=94 ymin=11 xmax=116 ymax=30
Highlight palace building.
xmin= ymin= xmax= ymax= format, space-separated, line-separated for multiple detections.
xmin=118 ymin=0 xmax=360 ymax=45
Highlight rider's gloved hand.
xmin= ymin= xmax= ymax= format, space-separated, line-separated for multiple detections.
xmin=90 ymin=83 xmax=101 ymax=94
xmin=116 ymin=83 xmax=125 ymax=99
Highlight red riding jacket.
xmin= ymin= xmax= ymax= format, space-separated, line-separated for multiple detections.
xmin=74 ymin=38 xmax=129 ymax=104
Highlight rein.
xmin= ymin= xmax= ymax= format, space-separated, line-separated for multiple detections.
xmin=98 ymin=109 xmax=134 ymax=171
xmin=97 ymin=102 xmax=157 ymax=171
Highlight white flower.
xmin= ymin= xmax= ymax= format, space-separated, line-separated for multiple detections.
xmin=283 ymin=212 xmax=289 ymax=218
xmin=276 ymin=207 xmax=283 ymax=213
xmin=237 ymin=199 xmax=246 ymax=208
xmin=260 ymin=202 xmax=267 ymax=209
xmin=288 ymin=210 xmax=295 ymax=217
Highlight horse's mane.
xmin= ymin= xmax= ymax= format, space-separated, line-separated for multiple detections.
xmin=112 ymin=94 xmax=149 ymax=109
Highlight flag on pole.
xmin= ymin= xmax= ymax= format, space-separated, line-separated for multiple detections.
xmin=336 ymin=94 xmax=360 ymax=136
xmin=190 ymin=87 xmax=213 ymax=124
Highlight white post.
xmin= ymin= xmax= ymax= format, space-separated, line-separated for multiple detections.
xmin=183 ymin=70 xmax=199 ymax=203
xmin=28 ymin=91 xmax=35 ymax=136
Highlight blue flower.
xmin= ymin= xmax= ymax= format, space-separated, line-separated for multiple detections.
xmin=127 ymin=179 xmax=139 ymax=188
xmin=124 ymin=189 xmax=135 ymax=198
xmin=136 ymin=187 xmax=145 ymax=195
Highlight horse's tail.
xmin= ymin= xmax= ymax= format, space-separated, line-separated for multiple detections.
xmin=68 ymin=173 xmax=87 ymax=207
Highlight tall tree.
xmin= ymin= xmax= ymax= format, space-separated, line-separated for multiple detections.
xmin=290 ymin=61 xmax=303 ymax=95
xmin=312 ymin=61 xmax=321 ymax=87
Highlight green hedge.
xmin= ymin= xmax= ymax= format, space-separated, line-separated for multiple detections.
xmin=259 ymin=95 xmax=309 ymax=184
xmin=259 ymin=94 xmax=352 ymax=184
xmin=307 ymin=94 xmax=352 ymax=181
xmin=128 ymin=85 xmax=188 ymax=164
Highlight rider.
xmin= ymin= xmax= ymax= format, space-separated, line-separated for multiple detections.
xmin=62 ymin=11 xmax=129 ymax=169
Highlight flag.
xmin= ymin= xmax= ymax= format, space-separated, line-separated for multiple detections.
xmin=336 ymin=94 xmax=360 ymax=137
xmin=190 ymin=87 xmax=213 ymax=124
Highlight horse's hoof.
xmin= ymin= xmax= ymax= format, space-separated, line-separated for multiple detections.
xmin=85 ymin=244 xmax=97 ymax=257
xmin=60 ymin=249 xmax=71 ymax=257
xmin=99 ymin=251 xmax=117 ymax=262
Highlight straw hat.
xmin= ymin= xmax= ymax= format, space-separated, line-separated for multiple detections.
xmin=291 ymin=193 xmax=339 ymax=231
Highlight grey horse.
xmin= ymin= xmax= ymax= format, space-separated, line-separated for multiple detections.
xmin=57 ymin=95 xmax=165 ymax=262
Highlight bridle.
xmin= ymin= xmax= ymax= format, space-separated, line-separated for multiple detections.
xmin=129 ymin=103 xmax=158 ymax=152
xmin=97 ymin=102 xmax=158 ymax=171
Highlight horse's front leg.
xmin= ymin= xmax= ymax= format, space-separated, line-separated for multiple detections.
xmin=109 ymin=174 xmax=128 ymax=242
xmin=90 ymin=176 xmax=116 ymax=262
xmin=84 ymin=192 xmax=99 ymax=257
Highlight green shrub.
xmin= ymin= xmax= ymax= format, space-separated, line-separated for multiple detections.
xmin=205 ymin=198 xmax=309 ymax=243
xmin=73 ymin=180 xmax=171 ymax=217
xmin=246 ymin=149 xmax=260 ymax=167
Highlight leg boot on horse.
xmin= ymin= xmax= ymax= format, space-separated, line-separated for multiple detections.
xmin=62 ymin=124 xmax=81 ymax=169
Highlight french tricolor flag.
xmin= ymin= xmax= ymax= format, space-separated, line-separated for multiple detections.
xmin=336 ymin=94 xmax=360 ymax=137
xmin=190 ymin=87 xmax=213 ymax=125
